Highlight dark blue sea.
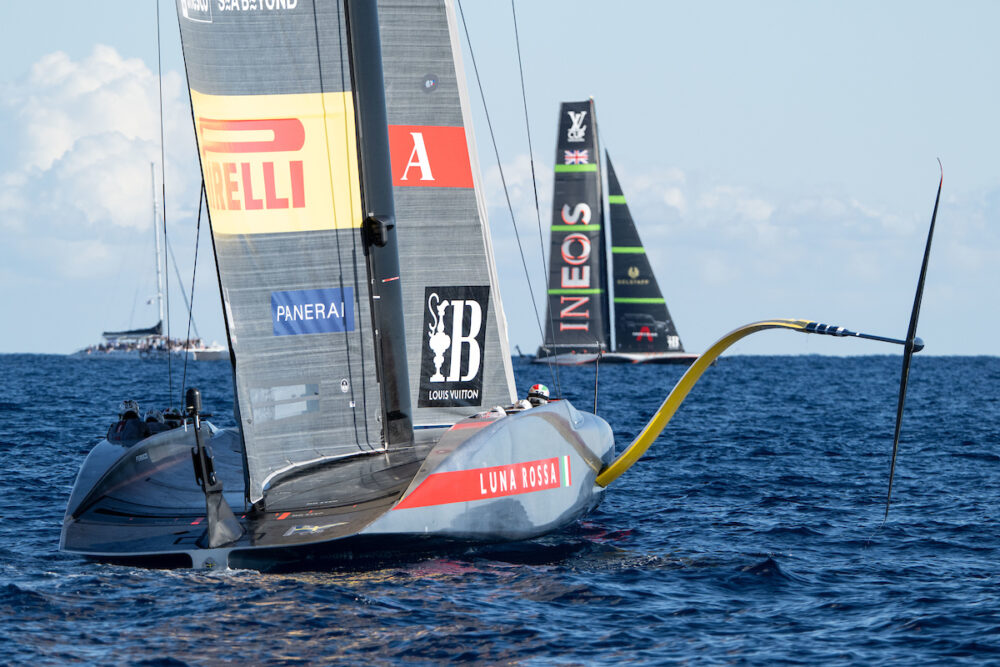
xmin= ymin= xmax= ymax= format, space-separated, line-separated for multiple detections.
xmin=1 ymin=353 xmax=997 ymax=664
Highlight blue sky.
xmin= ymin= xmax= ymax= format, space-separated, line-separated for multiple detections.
xmin=1 ymin=1 xmax=997 ymax=356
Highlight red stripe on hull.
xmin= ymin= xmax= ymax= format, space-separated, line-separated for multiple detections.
xmin=394 ymin=457 xmax=564 ymax=510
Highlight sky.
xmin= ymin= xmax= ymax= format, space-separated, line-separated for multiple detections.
xmin=1 ymin=1 xmax=997 ymax=356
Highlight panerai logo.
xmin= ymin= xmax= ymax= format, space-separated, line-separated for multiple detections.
xmin=567 ymin=110 xmax=587 ymax=143
xmin=418 ymin=286 xmax=490 ymax=408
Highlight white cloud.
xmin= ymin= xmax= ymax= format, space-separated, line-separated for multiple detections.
xmin=33 ymin=238 xmax=116 ymax=279
xmin=0 ymin=46 xmax=218 ymax=351
xmin=697 ymin=253 xmax=740 ymax=286
xmin=481 ymin=151 xmax=554 ymax=231
xmin=661 ymin=186 xmax=686 ymax=215
xmin=0 ymin=45 xmax=198 ymax=241
xmin=698 ymin=185 xmax=775 ymax=224
xmin=11 ymin=46 xmax=165 ymax=170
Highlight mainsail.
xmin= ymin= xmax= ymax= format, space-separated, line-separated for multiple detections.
xmin=378 ymin=0 xmax=516 ymax=422
xmin=607 ymin=154 xmax=686 ymax=354
xmin=176 ymin=0 xmax=409 ymax=503
xmin=537 ymin=100 xmax=610 ymax=358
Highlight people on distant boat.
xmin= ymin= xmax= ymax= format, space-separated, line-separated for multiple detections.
xmin=527 ymin=384 xmax=550 ymax=407
xmin=77 ymin=335 xmax=218 ymax=357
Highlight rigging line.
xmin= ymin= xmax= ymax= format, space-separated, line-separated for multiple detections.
xmin=181 ymin=181 xmax=206 ymax=402
xmin=510 ymin=0 xmax=560 ymax=397
xmin=313 ymin=4 xmax=368 ymax=451
xmin=337 ymin=3 xmax=372 ymax=449
xmin=128 ymin=283 xmax=140 ymax=330
xmin=156 ymin=0 xmax=173 ymax=407
xmin=166 ymin=230 xmax=201 ymax=340
xmin=457 ymin=0 xmax=554 ymax=395
xmin=593 ymin=342 xmax=601 ymax=413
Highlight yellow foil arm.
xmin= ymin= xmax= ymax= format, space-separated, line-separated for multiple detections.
xmin=595 ymin=319 xmax=812 ymax=487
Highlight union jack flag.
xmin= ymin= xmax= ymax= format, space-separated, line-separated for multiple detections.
xmin=563 ymin=149 xmax=589 ymax=165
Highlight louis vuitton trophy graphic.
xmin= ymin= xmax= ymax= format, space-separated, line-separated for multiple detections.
xmin=426 ymin=292 xmax=452 ymax=382
xmin=418 ymin=286 xmax=491 ymax=408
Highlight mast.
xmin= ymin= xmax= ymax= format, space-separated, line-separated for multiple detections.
xmin=150 ymin=162 xmax=165 ymax=326
xmin=345 ymin=0 xmax=412 ymax=446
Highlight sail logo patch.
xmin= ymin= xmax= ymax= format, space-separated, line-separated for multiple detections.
xmin=271 ymin=287 xmax=355 ymax=336
xmin=388 ymin=125 xmax=474 ymax=188
xmin=179 ymin=0 xmax=213 ymax=22
xmin=635 ymin=326 xmax=655 ymax=342
xmin=418 ymin=286 xmax=490 ymax=408
xmin=188 ymin=90 xmax=362 ymax=235
xmin=393 ymin=455 xmax=571 ymax=510
xmin=566 ymin=110 xmax=587 ymax=142
xmin=563 ymin=150 xmax=589 ymax=165
xmin=198 ymin=117 xmax=305 ymax=214
xmin=553 ymin=200 xmax=598 ymax=332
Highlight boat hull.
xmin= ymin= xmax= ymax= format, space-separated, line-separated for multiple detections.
xmin=532 ymin=351 xmax=697 ymax=365
xmin=68 ymin=346 xmax=229 ymax=361
xmin=184 ymin=347 xmax=229 ymax=361
xmin=61 ymin=401 xmax=614 ymax=570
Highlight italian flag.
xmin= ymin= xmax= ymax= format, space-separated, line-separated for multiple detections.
xmin=561 ymin=455 xmax=572 ymax=487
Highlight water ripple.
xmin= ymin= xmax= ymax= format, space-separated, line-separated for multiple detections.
xmin=1 ymin=355 xmax=999 ymax=662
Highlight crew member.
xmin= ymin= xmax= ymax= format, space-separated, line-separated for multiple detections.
xmin=527 ymin=383 xmax=550 ymax=407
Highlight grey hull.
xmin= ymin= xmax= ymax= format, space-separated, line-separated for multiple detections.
xmin=61 ymin=401 xmax=613 ymax=570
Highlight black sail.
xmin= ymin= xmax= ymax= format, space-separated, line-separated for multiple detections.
xmin=378 ymin=0 xmax=516 ymax=421
xmin=607 ymin=154 xmax=685 ymax=354
xmin=175 ymin=1 xmax=404 ymax=503
xmin=537 ymin=100 xmax=610 ymax=358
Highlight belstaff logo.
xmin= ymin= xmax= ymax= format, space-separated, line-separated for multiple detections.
xmin=566 ymin=110 xmax=588 ymax=143
xmin=627 ymin=266 xmax=640 ymax=279
xmin=418 ymin=286 xmax=490 ymax=408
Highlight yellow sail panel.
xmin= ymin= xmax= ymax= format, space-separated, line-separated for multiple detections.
xmin=189 ymin=89 xmax=362 ymax=235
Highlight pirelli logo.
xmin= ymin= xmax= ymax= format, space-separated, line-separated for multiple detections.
xmin=199 ymin=118 xmax=306 ymax=212
xmin=190 ymin=89 xmax=362 ymax=235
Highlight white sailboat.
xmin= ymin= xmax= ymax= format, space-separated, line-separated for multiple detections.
xmin=71 ymin=164 xmax=227 ymax=361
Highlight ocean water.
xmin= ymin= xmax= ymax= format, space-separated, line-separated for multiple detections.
xmin=1 ymin=353 xmax=998 ymax=664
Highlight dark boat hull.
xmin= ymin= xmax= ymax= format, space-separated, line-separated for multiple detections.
xmin=61 ymin=401 xmax=614 ymax=570
xmin=532 ymin=351 xmax=697 ymax=365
